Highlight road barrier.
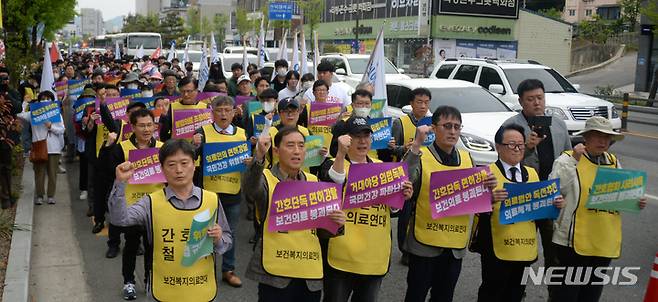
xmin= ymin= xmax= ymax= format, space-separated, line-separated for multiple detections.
xmin=587 ymin=94 xmax=658 ymax=128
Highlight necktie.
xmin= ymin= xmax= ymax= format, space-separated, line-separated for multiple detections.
xmin=220 ymin=129 xmax=228 ymax=135
xmin=509 ymin=167 xmax=519 ymax=183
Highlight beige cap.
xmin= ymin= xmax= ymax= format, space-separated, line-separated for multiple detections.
xmin=573 ymin=116 xmax=624 ymax=141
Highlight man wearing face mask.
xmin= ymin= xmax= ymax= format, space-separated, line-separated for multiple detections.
xmin=244 ymin=88 xmax=279 ymax=146
xmin=120 ymin=72 xmax=142 ymax=95
xmin=184 ymin=62 xmax=194 ymax=78
xmin=329 ymin=89 xmax=379 ymax=161
xmin=271 ymin=59 xmax=289 ymax=92
xmin=140 ymin=83 xmax=154 ymax=98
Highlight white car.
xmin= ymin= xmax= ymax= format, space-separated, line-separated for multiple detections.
xmin=430 ymin=58 xmax=621 ymax=142
xmin=386 ymin=79 xmax=517 ymax=165
xmin=223 ymin=46 xmax=270 ymax=61
xmin=320 ymin=53 xmax=410 ymax=89
xmin=176 ymin=50 xmax=203 ymax=72
xmin=219 ymin=53 xmax=263 ymax=79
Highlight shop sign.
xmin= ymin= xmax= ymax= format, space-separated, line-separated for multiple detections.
xmin=438 ymin=25 xmax=512 ymax=35
xmin=438 ymin=0 xmax=520 ymax=19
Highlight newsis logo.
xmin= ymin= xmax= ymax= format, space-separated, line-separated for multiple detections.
xmin=521 ymin=267 xmax=640 ymax=286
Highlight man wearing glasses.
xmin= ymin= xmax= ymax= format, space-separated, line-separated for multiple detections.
xmin=402 ymin=105 xmax=497 ymax=302
xmin=502 ymin=79 xmax=571 ymax=299
xmin=159 ymin=76 xmax=208 ymax=141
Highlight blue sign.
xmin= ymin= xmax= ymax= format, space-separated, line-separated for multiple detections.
xmin=203 ymin=141 xmax=252 ymax=176
xmin=369 ymin=117 xmax=392 ymax=150
xmin=253 ymin=114 xmax=280 ymax=138
xmin=120 ymin=88 xmax=142 ymax=98
xmin=499 ymin=179 xmax=561 ymax=225
xmin=269 ymin=2 xmax=294 ymax=20
xmin=418 ymin=117 xmax=435 ymax=146
xmin=30 ymin=101 xmax=62 ymax=125
xmin=73 ymin=97 xmax=96 ymax=122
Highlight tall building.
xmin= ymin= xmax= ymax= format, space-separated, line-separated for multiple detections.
xmin=79 ymin=8 xmax=104 ymax=37
xmin=136 ymin=0 xmax=162 ymax=15
xmin=562 ymin=0 xmax=621 ymax=23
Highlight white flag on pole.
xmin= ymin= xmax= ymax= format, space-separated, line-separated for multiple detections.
xmin=360 ymin=27 xmax=387 ymax=118
xmin=291 ymin=31 xmax=299 ymax=73
xmin=242 ymin=37 xmax=249 ymax=72
xmin=272 ymin=29 xmax=288 ymax=81
xmin=136 ymin=44 xmax=144 ymax=59
xmin=313 ymin=31 xmax=320 ymax=79
xmin=40 ymin=42 xmax=56 ymax=97
xmin=182 ymin=35 xmax=191 ymax=66
xmin=300 ymin=30 xmax=309 ymax=75
xmin=167 ymin=41 xmax=176 ymax=62
xmin=115 ymin=40 xmax=121 ymax=61
xmin=257 ymin=19 xmax=266 ymax=68
xmin=210 ymin=32 xmax=219 ymax=64
xmin=198 ymin=42 xmax=210 ymax=92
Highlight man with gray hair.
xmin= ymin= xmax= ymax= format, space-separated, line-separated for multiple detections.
xmin=192 ymin=95 xmax=248 ymax=287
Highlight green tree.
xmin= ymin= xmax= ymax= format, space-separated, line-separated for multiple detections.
xmin=213 ymin=14 xmax=229 ymax=47
xmin=642 ymin=0 xmax=658 ymax=24
xmin=123 ymin=13 xmax=160 ymax=33
xmin=2 ymin=0 xmax=76 ymax=83
xmin=579 ymin=16 xmax=613 ymax=44
xmin=538 ymin=8 xmax=563 ymax=20
xmin=201 ymin=16 xmax=212 ymax=37
xmin=619 ymin=0 xmax=641 ymax=30
xmin=160 ymin=12 xmax=187 ymax=45
xmin=298 ymin=0 xmax=325 ymax=32
xmin=186 ymin=6 xmax=201 ymax=39
xmin=235 ymin=8 xmax=254 ymax=41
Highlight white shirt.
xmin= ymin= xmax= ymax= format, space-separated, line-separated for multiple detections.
xmin=278 ymin=87 xmax=298 ymax=101
xmin=500 ymin=160 xmax=522 ymax=183
xmin=302 ymin=81 xmax=351 ymax=107
xmin=213 ymin=123 xmax=234 ymax=134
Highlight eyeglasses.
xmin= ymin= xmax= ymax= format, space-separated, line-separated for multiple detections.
xmin=181 ymin=89 xmax=196 ymax=95
xmin=500 ymin=143 xmax=524 ymax=150
xmin=134 ymin=123 xmax=154 ymax=130
xmin=438 ymin=123 xmax=463 ymax=130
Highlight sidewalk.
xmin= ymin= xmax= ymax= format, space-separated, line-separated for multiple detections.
xmin=28 ymin=162 xmax=93 ymax=302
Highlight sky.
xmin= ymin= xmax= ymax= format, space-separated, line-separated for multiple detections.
xmin=76 ymin=0 xmax=136 ymax=21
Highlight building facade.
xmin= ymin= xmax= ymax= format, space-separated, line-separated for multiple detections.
xmin=136 ymin=0 xmax=162 ymax=15
xmin=79 ymin=8 xmax=104 ymax=37
xmin=562 ymin=0 xmax=620 ymax=23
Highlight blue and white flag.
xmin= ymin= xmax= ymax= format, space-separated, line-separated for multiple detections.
xmin=300 ymin=29 xmax=309 ymax=75
xmin=291 ymin=31 xmax=300 ymax=72
xmin=257 ymin=19 xmax=266 ymax=68
xmin=136 ymin=44 xmax=144 ymax=59
xmin=210 ymin=32 xmax=219 ymax=64
xmin=115 ymin=40 xmax=121 ymax=61
xmin=198 ymin=42 xmax=210 ymax=92
xmin=40 ymin=41 xmax=56 ymax=98
xmin=361 ymin=27 xmax=388 ymax=117
xmin=182 ymin=35 xmax=191 ymax=66
xmin=167 ymin=41 xmax=176 ymax=62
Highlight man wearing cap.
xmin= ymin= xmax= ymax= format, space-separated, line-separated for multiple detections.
xmin=318 ymin=116 xmax=413 ymax=302
xmin=236 ymin=74 xmax=254 ymax=98
xmin=549 ymin=116 xmax=647 ymax=302
xmin=192 ymin=95 xmax=247 ymax=288
xmin=155 ymin=70 xmax=180 ymax=97
xmin=302 ymin=62 xmax=351 ymax=107
xmin=120 ymin=72 xmax=142 ymax=97
xmin=228 ymin=63 xmax=243 ymax=97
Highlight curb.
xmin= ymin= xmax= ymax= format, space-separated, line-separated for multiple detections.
xmin=566 ymin=44 xmax=626 ymax=78
xmin=2 ymin=162 xmax=34 ymax=302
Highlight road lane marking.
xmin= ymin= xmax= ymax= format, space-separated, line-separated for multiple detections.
xmin=646 ymin=194 xmax=658 ymax=205
xmin=625 ymin=131 xmax=658 ymax=140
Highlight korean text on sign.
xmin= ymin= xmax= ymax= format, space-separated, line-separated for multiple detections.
xmin=96 ymin=97 xmax=129 ymax=124
xmin=429 ymin=166 xmax=493 ymax=219
xmin=309 ymin=102 xmax=341 ymax=127
xmin=30 ymin=101 xmax=62 ymax=125
xmin=369 ymin=117 xmax=392 ymax=150
xmin=586 ymin=167 xmax=646 ymax=213
xmin=128 ymin=148 xmax=166 ymax=184
xmin=202 ymin=141 xmax=251 ymax=176
xmin=173 ymin=109 xmax=212 ymax=139
xmin=268 ymin=181 xmax=343 ymax=234
xmin=344 ymin=162 xmax=409 ymax=210
xmin=500 ymin=179 xmax=560 ymax=224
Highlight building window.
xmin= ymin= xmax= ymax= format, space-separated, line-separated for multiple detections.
xmin=585 ymin=9 xmax=592 ymax=16
xmin=569 ymin=9 xmax=576 ymax=16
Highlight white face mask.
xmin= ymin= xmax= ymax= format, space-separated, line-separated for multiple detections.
xmin=142 ymin=90 xmax=153 ymax=97
xmin=353 ymin=107 xmax=371 ymax=118
xmin=127 ymin=83 xmax=139 ymax=90
xmin=262 ymin=102 xmax=276 ymax=113
xmin=302 ymin=82 xmax=313 ymax=90
xmin=277 ymin=68 xmax=287 ymax=76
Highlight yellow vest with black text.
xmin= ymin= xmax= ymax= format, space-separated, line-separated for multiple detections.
xmin=201 ymin=124 xmax=246 ymax=195
xmin=120 ymin=140 xmax=165 ymax=205
xmin=414 ymin=147 xmax=473 ymax=248
xmin=328 ymin=158 xmax=391 ymax=275
xmin=261 ymin=169 xmax=323 ymax=279
xmin=149 ymin=189 xmax=218 ymax=302
xmin=306 ymin=103 xmax=333 ymax=152
xmin=96 ymin=121 xmax=125 ymax=157
xmin=567 ymin=151 xmax=622 ymax=258
xmin=267 ymin=125 xmax=310 ymax=169
xmin=488 ymin=163 xmax=539 ymax=261
xmin=400 ymin=115 xmax=417 ymax=146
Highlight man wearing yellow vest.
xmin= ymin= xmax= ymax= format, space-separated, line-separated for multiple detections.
xmin=402 ymin=106 xmax=497 ymax=302
xmin=159 ymin=77 xmax=208 ymax=141
xmin=471 ymin=124 xmax=565 ymax=302
xmin=243 ymin=126 xmax=346 ymax=302
xmin=192 ymin=95 xmax=246 ymax=288
xmin=549 ymin=116 xmax=647 ymax=302
xmin=104 ymin=108 xmax=164 ymax=300
xmin=109 ymin=139 xmax=232 ymax=302
xmin=318 ymin=116 xmax=413 ymax=302
xmin=391 ymin=87 xmax=432 ymax=265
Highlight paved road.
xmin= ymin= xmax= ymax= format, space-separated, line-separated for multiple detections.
xmin=24 ymin=127 xmax=657 ymax=302
xmin=567 ymin=51 xmax=638 ymax=94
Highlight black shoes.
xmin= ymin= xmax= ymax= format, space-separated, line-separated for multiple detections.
xmin=106 ymin=246 xmax=120 ymax=258
xmin=92 ymin=222 xmax=104 ymax=234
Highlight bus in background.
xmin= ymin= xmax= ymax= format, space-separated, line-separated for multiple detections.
xmin=91 ymin=32 xmax=162 ymax=57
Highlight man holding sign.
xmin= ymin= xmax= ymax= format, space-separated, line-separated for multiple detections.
xmin=158 ymin=77 xmax=208 ymax=141
xmin=549 ymin=116 xmax=647 ymax=301
xmin=104 ymin=108 xmax=164 ymax=300
xmin=402 ymin=106 xmax=497 ymax=302
xmin=193 ymin=95 xmax=249 ymax=288
xmin=243 ymin=127 xmax=346 ymax=302
xmin=470 ymin=124 xmax=564 ymax=302
xmin=109 ymin=139 xmax=232 ymax=302
xmin=319 ymin=116 xmax=413 ymax=301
